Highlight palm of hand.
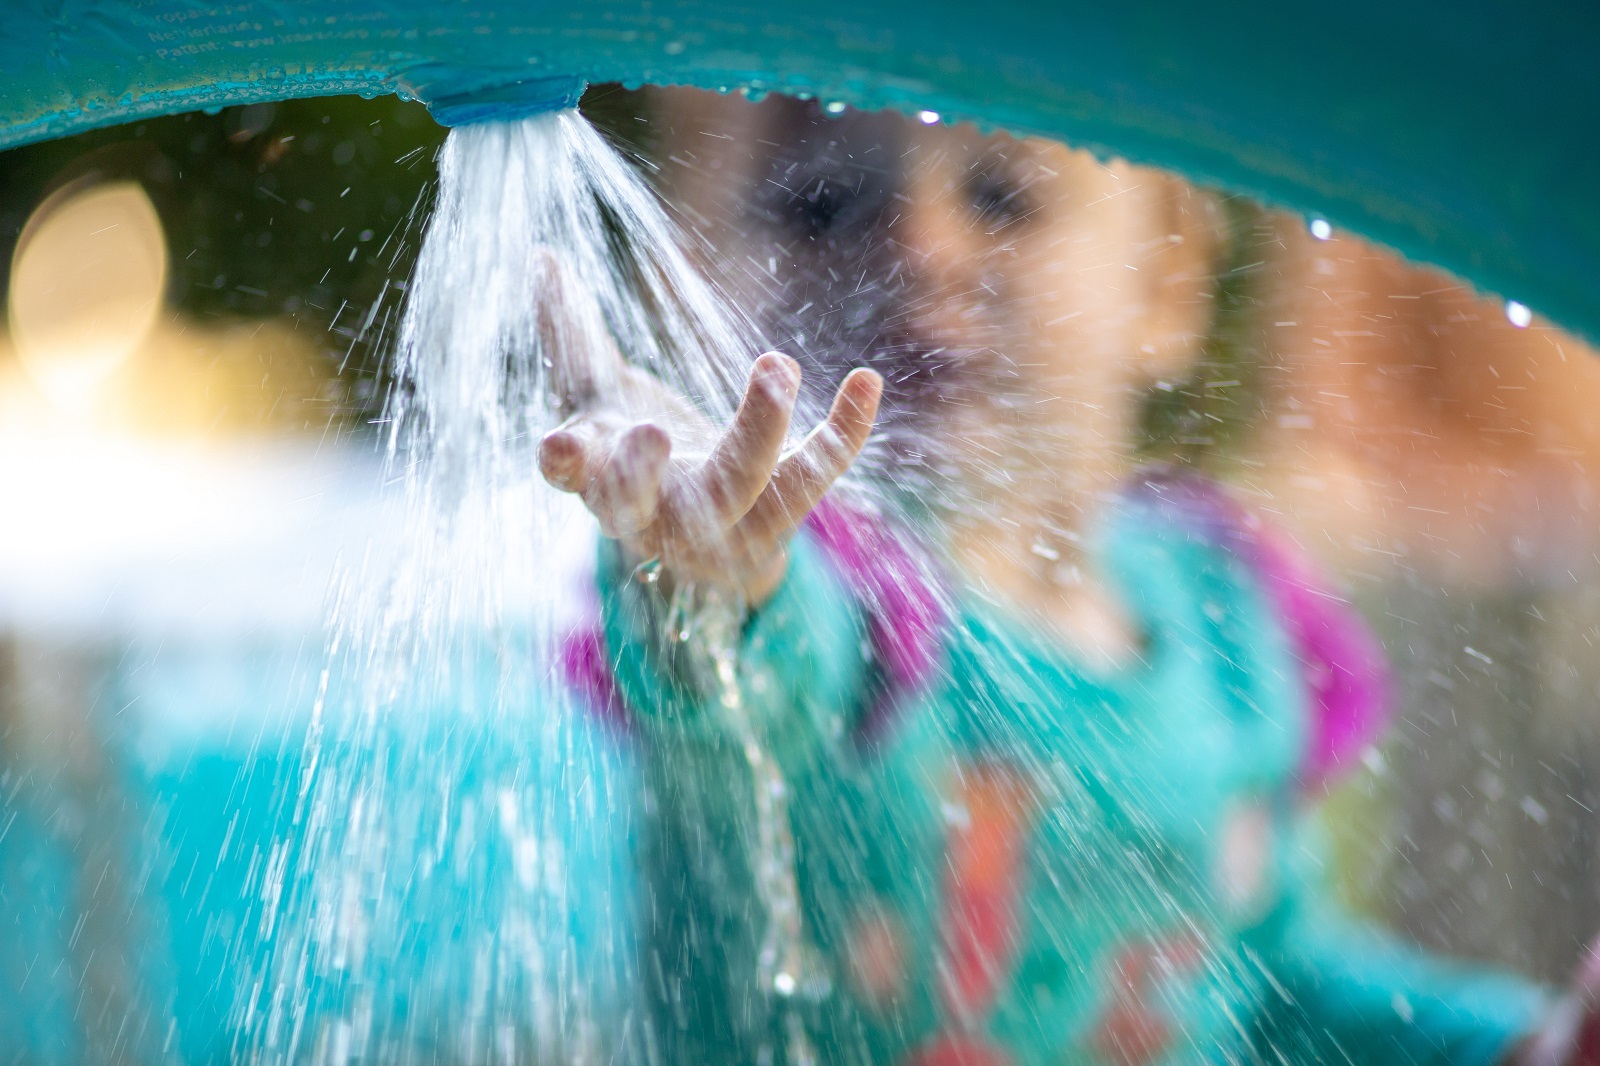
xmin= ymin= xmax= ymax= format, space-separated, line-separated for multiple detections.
xmin=534 ymin=254 xmax=883 ymax=605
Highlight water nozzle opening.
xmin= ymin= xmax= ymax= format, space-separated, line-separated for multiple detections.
xmin=417 ymin=72 xmax=588 ymax=127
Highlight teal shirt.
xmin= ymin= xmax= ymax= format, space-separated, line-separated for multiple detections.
xmin=594 ymin=492 xmax=1549 ymax=1065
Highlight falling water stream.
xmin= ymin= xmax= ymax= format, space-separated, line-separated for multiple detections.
xmin=237 ymin=109 xmax=825 ymax=1063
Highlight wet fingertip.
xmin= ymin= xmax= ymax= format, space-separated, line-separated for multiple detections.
xmin=835 ymin=369 xmax=884 ymax=423
xmin=613 ymin=426 xmax=672 ymax=494
xmin=756 ymin=350 xmax=797 ymax=372
xmin=626 ymin=421 xmax=672 ymax=459
xmin=754 ymin=351 xmax=802 ymax=396
xmin=541 ymin=427 xmax=579 ymax=453
xmin=538 ymin=430 xmax=581 ymax=485
xmin=845 ymin=366 xmax=885 ymax=394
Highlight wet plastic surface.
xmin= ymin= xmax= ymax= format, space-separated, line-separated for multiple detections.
xmin=2 ymin=2 xmax=1600 ymax=347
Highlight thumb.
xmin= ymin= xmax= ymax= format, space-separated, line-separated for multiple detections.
xmin=531 ymin=247 xmax=627 ymax=417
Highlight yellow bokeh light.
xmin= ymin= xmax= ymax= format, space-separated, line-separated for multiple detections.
xmin=8 ymin=179 xmax=168 ymax=413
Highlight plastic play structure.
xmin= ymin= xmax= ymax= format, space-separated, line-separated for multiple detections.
xmin=6 ymin=3 xmax=1600 ymax=1063
xmin=4 ymin=1 xmax=1600 ymax=343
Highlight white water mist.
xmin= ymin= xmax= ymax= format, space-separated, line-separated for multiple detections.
xmin=234 ymin=110 xmax=823 ymax=1065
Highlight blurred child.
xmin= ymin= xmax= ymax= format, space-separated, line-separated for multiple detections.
xmin=542 ymin=93 xmax=1599 ymax=1066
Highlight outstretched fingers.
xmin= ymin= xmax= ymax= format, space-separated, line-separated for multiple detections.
xmin=539 ymin=354 xmax=878 ymax=598
xmin=538 ymin=418 xmax=603 ymax=492
xmin=740 ymin=367 xmax=883 ymax=542
xmin=700 ymin=352 xmax=801 ymax=522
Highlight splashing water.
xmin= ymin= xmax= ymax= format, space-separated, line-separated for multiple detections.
xmin=234 ymin=110 xmax=826 ymax=1064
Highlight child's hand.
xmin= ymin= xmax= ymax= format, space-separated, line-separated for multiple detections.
xmin=535 ymin=254 xmax=883 ymax=605
xmin=1507 ymin=939 xmax=1600 ymax=1065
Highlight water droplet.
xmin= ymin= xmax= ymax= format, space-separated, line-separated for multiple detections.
xmin=1505 ymin=300 xmax=1532 ymax=328
xmin=1391 ymin=993 xmax=1414 ymax=1024
xmin=1308 ymin=217 xmax=1333 ymax=241
xmin=917 ymin=110 xmax=941 ymax=126
xmin=823 ymin=101 xmax=847 ymax=116
xmin=773 ymin=971 xmax=797 ymax=996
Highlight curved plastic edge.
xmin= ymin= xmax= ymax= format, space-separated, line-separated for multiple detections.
xmin=2 ymin=3 xmax=1599 ymax=351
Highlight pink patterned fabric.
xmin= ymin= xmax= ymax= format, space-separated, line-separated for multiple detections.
xmin=556 ymin=498 xmax=949 ymax=746
xmin=559 ymin=623 xmax=634 ymax=737
xmin=1133 ymin=471 xmax=1392 ymax=791
xmin=558 ymin=476 xmax=1386 ymax=789
xmin=804 ymin=498 xmax=948 ymax=747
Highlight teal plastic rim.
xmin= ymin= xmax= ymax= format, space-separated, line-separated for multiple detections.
xmin=3 ymin=1 xmax=1599 ymax=345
